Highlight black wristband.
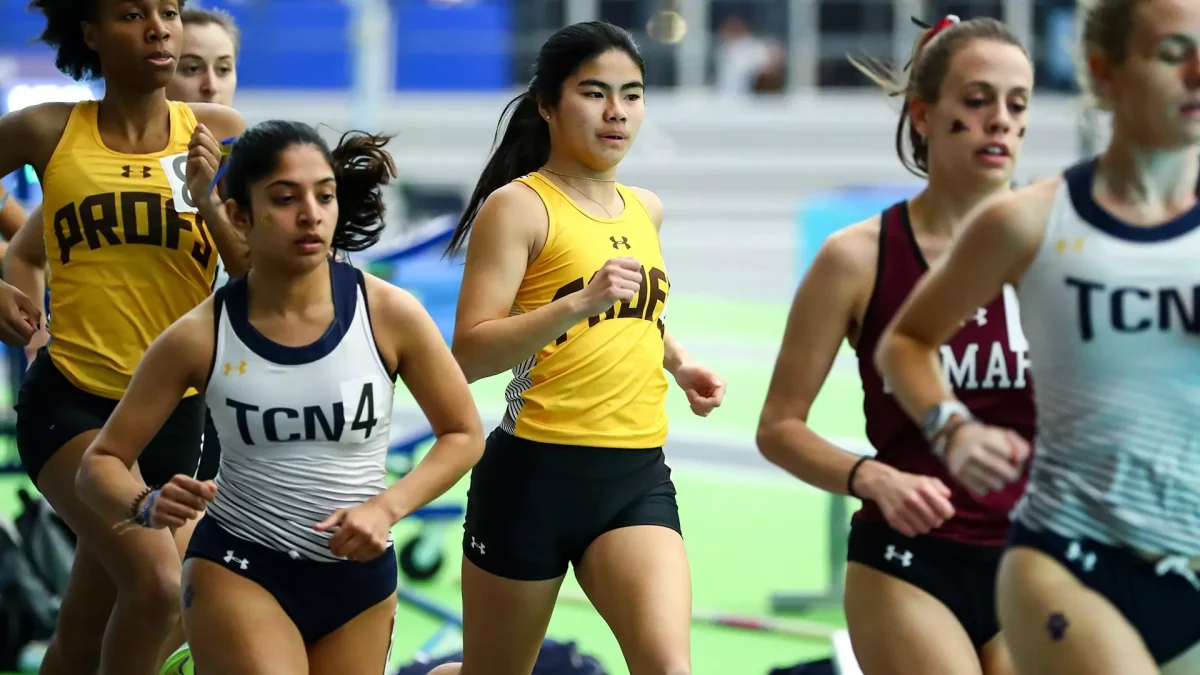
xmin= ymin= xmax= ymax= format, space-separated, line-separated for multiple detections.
xmin=847 ymin=456 xmax=872 ymax=499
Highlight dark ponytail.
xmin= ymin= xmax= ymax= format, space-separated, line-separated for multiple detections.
xmin=445 ymin=92 xmax=550 ymax=255
xmin=445 ymin=20 xmax=644 ymax=257
xmin=223 ymin=120 xmax=397 ymax=253
xmin=329 ymin=131 xmax=397 ymax=252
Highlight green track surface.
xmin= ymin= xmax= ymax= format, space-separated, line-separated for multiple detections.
xmin=0 ymin=296 xmax=871 ymax=675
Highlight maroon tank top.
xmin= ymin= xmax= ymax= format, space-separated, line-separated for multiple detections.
xmin=853 ymin=201 xmax=1036 ymax=547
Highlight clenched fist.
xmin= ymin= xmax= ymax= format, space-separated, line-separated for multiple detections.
xmin=577 ymin=257 xmax=643 ymax=315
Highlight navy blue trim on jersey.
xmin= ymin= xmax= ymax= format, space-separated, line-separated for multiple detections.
xmin=353 ymin=269 xmax=397 ymax=381
xmin=1065 ymin=156 xmax=1200 ymax=243
xmin=202 ymin=292 xmax=226 ymax=387
xmin=224 ymin=260 xmax=358 ymax=366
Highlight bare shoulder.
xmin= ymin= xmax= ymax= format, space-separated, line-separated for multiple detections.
xmin=14 ymin=102 xmax=74 ymax=137
xmin=472 ymin=180 xmax=548 ymax=246
xmin=810 ymin=214 xmax=882 ymax=288
xmin=170 ymin=296 xmax=217 ymax=347
xmin=627 ymin=186 xmax=664 ymax=229
xmin=361 ymin=272 xmax=424 ymax=324
xmin=188 ymin=103 xmax=246 ymax=139
xmin=359 ymin=272 xmax=439 ymax=373
xmin=0 ymin=102 xmax=74 ymax=168
xmin=152 ymin=296 xmax=217 ymax=371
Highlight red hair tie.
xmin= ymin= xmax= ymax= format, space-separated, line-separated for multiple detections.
xmin=918 ymin=14 xmax=961 ymax=50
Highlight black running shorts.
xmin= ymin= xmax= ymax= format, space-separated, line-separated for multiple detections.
xmin=462 ymin=428 xmax=681 ymax=581
xmin=848 ymin=519 xmax=1004 ymax=650
xmin=16 ymin=347 xmax=205 ymax=487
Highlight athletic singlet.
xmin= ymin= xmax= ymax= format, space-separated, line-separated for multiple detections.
xmin=204 ymin=261 xmax=396 ymax=562
xmin=1013 ymin=157 xmax=1200 ymax=557
xmin=41 ymin=100 xmax=217 ymax=399
xmin=499 ymin=172 xmax=670 ymax=449
xmin=854 ymin=202 xmax=1035 ymax=546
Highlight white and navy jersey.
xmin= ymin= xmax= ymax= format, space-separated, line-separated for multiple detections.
xmin=204 ymin=260 xmax=396 ymax=562
xmin=1014 ymin=157 xmax=1200 ymax=557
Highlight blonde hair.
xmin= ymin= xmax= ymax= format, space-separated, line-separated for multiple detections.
xmin=1076 ymin=0 xmax=1141 ymax=110
xmin=849 ymin=17 xmax=1027 ymax=178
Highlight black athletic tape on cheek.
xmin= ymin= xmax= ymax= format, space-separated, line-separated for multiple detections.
xmin=1046 ymin=612 xmax=1069 ymax=641
xmin=950 ymin=119 xmax=969 ymax=134
xmin=1019 ymin=126 xmax=1027 ymax=138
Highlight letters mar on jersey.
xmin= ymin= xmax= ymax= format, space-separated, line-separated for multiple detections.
xmin=882 ymin=284 xmax=1032 ymax=393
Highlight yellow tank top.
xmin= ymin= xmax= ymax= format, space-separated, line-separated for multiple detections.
xmin=500 ymin=172 xmax=671 ymax=448
xmin=42 ymin=100 xmax=217 ymax=399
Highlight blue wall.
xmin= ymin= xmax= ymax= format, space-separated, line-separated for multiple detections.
xmin=0 ymin=0 xmax=513 ymax=91
xmin=794 ymin=184 xmax=921 ymax=286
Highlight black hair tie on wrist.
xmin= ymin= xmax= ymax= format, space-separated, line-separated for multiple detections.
xmin=848 ymin=456 xmax=873 ymax=499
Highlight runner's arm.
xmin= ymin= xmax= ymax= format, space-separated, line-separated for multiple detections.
xmin=4 ymin=208 xmax=49 ymax=357
xmin=76 ymin=306 xmax=214 ymax=524
xmin=190 ymin=104 xmax=249 ymax=277
xmin=363 ymin=277 xmax=485 ymax=522
xmin=875 ymin=185 xmax=1050 ymax=426
xmin=757 ymin=223 xmax=898 ymax=496
xmin=451 ymin=183 xmax=593 ymax=382
xmin=0 ymin=185 xmax=25 ymax=240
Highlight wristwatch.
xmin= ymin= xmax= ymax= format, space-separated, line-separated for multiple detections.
xmin=921 ymin=400 xmax=974 ymax=458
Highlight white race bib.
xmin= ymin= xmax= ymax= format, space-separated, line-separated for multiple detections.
xmin=159 ymin=152 xmax=198 ymax=214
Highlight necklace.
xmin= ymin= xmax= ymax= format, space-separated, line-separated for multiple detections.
xmin=540 ymin=167 xmax=616 ymax=183
xmin=540 ymin=168 xmax=618 ymax=218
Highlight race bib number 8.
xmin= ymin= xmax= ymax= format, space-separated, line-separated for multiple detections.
xmin=160 ymin=152 xmax=197 ymax=214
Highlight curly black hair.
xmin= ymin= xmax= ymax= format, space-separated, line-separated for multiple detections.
xmin=223 ymin=121 xmax=397 ymax=254
xmin=29 ymin=0 xmax=189 ymax=81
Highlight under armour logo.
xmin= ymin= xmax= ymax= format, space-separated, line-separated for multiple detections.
xmin=960 ymin=308 xmax=988 ymax=328
xmin=223 ymin=361 xmax=246 ymax=376
xmin=470 ymin=536 xmax=485 ymax=555
xmin=610 ymin=235 xmax=630 ymax=250
xmin=884 ymin=545 xmax=913 ymax=567
xmin=1055 ymin=237 xmax=1084 ymax=254
xmin=1066 ymin=541 xmax=1096 ymax=572
xmin=121 ymin=165 xmax=152 ymax=178
xmin=223 ymin=550 xmax=249 ymax=570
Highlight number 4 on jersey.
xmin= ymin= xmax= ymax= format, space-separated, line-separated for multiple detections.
xmin=339 ymin=378 xmax=382 ymax=442
xmin=352 ymin=382 xmax=377 ymax=438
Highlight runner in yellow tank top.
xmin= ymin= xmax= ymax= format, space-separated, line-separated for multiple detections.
xmin=0 ymin=3 xmax=247 ymax=674
xmin=4 ymin=6 xmax=245 ymax=492
xmin=500 ymin=170 xmax=671 ymax=447
xmin=431 ymin=21 xmax=726 ymax=675
xmin=41 ymin=99 xmax=220 ymax=398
